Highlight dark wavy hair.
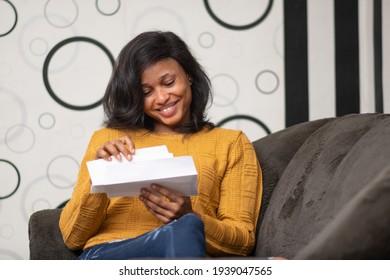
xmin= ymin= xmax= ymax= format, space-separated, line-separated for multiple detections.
xmin=102 ymin=31 xmax=214 ymax=134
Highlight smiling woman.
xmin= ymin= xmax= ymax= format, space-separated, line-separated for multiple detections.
xmin=59 ymin=31 xmax=263 ymax=259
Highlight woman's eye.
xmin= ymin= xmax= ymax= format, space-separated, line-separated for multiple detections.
xmin=143 ymin=90 xmax=152 ymax=96
xmin=165 ymin=80 xmax=175 ymax=87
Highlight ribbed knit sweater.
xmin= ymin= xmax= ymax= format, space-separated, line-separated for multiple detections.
xmin=59 ymin=127 xmax=262 ymax=256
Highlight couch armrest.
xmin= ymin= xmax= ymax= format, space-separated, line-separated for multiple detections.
xmin=294 ymin=166 xmax=390 ymax=259
xmin=28 ymin=209 xmax=81 ymax=260
xmin=252 ymin=118 xmax=333 ymax=223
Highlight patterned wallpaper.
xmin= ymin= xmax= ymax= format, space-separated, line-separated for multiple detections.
xmin=0 ymin=0 xmax=388 ymax=259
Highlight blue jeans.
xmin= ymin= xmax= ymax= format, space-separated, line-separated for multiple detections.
xmin=79 ymin=213 xmax=206 ymax=259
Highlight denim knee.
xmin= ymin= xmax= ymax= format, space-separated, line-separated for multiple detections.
xmin=177 ymin=213 xmax=204 ymax=228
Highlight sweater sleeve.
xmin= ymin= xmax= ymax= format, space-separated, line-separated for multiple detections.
xmin=201 ymin=132 xmax=263 ymax=256
xmin=59 ymin=131 xmax=109 ymax=250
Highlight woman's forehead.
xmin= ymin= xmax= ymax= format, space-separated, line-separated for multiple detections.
xmin=141 ymin=59 xmax=185 ymax=81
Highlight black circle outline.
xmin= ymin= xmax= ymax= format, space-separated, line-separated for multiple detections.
xmin=204 ymin=0 xmax=273 ymax=30
xmin=0 ymin=159 xmax=20 ymax=200
xmin=216 ymin=114 xmax=271 ymax=135
xmin=43 ymin=36 xmax=115 ymax=111
xmin=255 ymin=70 xmax=280 ymax=94
xmin=95 ymin=0 xmax=121 ymax=16
xmin=0 ymin=0 xmax=18 ymax=37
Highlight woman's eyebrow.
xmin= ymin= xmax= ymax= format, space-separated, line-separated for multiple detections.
xmin=159 ymin=72 xmax=176 ymax=81
xmin=141 ymin=73 xmax=176 ymax=87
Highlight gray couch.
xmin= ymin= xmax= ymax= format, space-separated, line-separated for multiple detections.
xmin=29 ymin=113 xmax=390 ymax=259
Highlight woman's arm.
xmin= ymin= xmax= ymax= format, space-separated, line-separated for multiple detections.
xmin=59 ymin=131 xmax=110 ymax=250
xmin=202 ymin=132 xmax=263 ymax=256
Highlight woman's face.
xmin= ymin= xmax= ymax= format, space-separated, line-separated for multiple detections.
xmin=141 ymin=58 xmax=192 ymax=133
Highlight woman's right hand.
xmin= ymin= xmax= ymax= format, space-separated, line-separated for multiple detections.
xmin=95 ymin=136 xmax=135 ymax=161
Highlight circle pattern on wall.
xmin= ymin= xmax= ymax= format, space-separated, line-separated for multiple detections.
xmin=0 ymin=159 xmax=20 ymax=200
xmin=46 ymin=155 xmax=79 ymax=189
xmin=18 ymin=15 xmax=79 ymax=72
xmin=130 ymin=6 xmax=187 ymax=40
xmin=29 ymin=37 xmax=49 ymax=56
xmin=44 ymin=0 xmax=79 ymax=28
xmin=255 ymin=70 xmax=279 ymax=94
xmin=216 ymin=115 xmax=271 ymax=135
xmin=0 ymin=88 xmax=27 ymax=145
xmin=21 ymin=175 xmax=73 ymax=222
xmin=0 ymin=224 xmax=15 ymax=239
xmin=212 ymin=74 xmax=239 ymax=107
xmin=38 ymin=112 xmax=56 ymax=129
xmin=198 ymin=32 xmax=215 ymax=48
xmin=0 ymin=0 xmax=17 ymax=37
xmin=96 ymin=0 xmax=121 ymax=16
xmin=42 ymin=36 xmax=115 ymax=110
xmin=5 ymin=125 xmax=36 ymax=153
xmin=204 ymin=0 xmax=273 ymax=30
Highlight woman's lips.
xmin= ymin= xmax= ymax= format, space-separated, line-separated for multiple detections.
xmin=157 ymin=101 xmax=179 ymax=118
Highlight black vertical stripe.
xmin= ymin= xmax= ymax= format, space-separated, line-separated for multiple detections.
xmin=374 ymin=0 xmax=383 ymax=113
xmin=334 ymin=0 xmax=360 ymax=116
xmin=284 ymin=0 xmax=309 ymax=127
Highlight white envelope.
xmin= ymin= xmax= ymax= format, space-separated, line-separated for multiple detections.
xmin=86 ymin=145 xmax=198 ymax=197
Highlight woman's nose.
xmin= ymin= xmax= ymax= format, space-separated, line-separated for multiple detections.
xmin=155 ymin=88 xmax=169 ymax=103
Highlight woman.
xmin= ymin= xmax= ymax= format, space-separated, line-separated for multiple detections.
xmin=59 ymin=31 xmax=263 ymax=259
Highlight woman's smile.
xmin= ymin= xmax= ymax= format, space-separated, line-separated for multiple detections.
xmin=157 ymin=101 xmax=179 ymax=117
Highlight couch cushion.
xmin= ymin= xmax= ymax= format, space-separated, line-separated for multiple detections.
xmin=294 ymin=166 xmax=390 ymax=259
xmin=255 ymin=113 xmax=390 ymax=259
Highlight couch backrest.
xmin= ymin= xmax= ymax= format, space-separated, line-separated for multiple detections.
xmin=252 ymin=113 xmax=390 ymax=259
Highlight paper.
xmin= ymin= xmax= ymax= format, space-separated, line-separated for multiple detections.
xmin=86 ymin=145 xmax=198 ymax=197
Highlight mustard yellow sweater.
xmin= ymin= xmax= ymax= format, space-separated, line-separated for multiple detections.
xmin=59 ymin=127 xmax=262 ymax=256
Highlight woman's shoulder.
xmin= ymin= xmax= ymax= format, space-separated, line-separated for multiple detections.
xmin=91 ymin=127 xmax=121 ymax=139
xmin=197 ymin=126 xmax=246 ymax=143
xmin=203 ymin=126 xmax=242 ymax=136
xmin=91 ymin=127 xmax=145 ymax=141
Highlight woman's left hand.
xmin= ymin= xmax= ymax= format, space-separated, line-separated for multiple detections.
xmin=139 ymin=184 xmax=196 ymax=224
